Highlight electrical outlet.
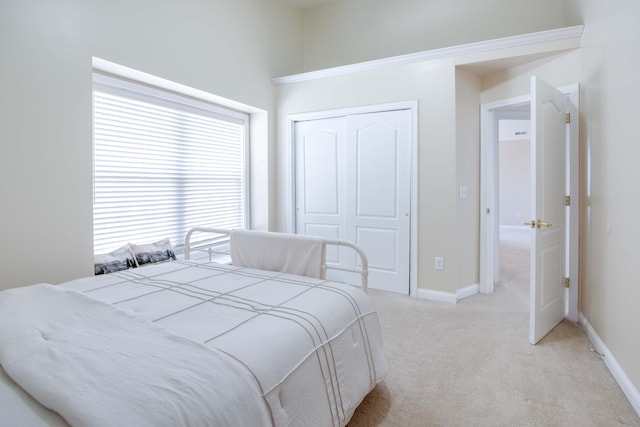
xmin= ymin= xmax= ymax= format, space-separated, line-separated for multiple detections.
xmin=434 ymin=257 xmax=444 ymax=270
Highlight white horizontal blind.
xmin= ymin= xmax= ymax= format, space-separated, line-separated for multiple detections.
xmin=92 ymin=73 xmax=248 ymax=254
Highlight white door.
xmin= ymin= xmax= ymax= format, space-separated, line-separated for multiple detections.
xmin=345 ymin=111 xmax=412 ymax=293
xmin=294 ymin=117 xmax=347 ymax=272
xmin=295 ymin=110 xmax=411 ymax=294
xmin=529 ymin=76 xmax=568 ymax=344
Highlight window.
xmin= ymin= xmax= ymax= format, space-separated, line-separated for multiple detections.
xmin=92 ymin=72 xmax=248 ymax=255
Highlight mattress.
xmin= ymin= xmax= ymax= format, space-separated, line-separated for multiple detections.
xmin=0 ymin=260 xmax=387 ymax=426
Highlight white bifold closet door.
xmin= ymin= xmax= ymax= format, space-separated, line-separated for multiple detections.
xmin=294 ymin=109 xmax=411 ymax=294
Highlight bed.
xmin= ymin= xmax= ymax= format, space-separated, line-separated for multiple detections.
xmin=0 ymin=228 xmax=387 ymax=426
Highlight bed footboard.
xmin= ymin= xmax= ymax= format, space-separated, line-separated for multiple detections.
xmin=184 ymin=227 xmax=369 ymax=292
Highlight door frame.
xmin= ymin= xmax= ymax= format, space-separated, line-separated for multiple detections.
xmin=479 ymin=84 xmax=579 ymax=322
xmin=287 ymin=100 xmax=419 ymax=297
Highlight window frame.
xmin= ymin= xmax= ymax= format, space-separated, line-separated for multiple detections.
xmin=92 ymin=70 xmax=251 ymax=255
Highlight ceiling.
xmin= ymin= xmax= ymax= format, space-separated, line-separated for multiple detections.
xmin=270 ymin=0 xmax=339 ymax=10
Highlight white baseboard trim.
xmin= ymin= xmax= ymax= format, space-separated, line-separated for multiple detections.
xmin=457 ymin=283 xmax=479 ymax=301
xmin=417 ymin=283 xmax=479 ymax=304
xmin=417 ymin=288 xmax=457 ymax=304
xmin=579 ymin=313 xmax=640 ymax=417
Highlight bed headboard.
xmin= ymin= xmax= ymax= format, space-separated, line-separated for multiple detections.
xmin=184 ymin=227 xmax=369 ymax=293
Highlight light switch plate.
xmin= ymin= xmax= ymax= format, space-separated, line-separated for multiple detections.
xmin=458 ymin=185 xmax=467 ymax=199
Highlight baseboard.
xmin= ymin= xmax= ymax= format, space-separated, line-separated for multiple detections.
xmin=416 ymin=283 xmax=479 ymax=304
xmin=417 ymin=288 xmax=457 ymax=304
xmin=579 ymin=313 xmax=640 ymax=417
xmin=457 ymin=283 xmax=479 ymax=301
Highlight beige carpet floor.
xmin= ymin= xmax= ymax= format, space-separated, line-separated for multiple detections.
xmin=348 ymin=226 xmax=640 ymax=426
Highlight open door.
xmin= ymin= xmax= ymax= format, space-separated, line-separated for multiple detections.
xmin=528 ymin=76 xmax=568 ymax=344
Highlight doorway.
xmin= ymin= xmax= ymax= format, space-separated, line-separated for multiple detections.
xmin=497 ymin=114 xmax=532 ymax=308
xmin=480 ymin=82 xmax=580 ymax=329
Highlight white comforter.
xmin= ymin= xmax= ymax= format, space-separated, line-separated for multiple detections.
xmin=0 ymin=261 xmax=386 ymax=426
xmin=0 ymin=284 xmax=271 ymax=427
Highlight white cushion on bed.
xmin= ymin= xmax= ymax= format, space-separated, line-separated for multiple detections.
xmin=94 ymin=244 xmax=137 ymax=275
xmin=230 ymin=229 xmax=326 ymax=279
xmin=130 ymin=238 xmax=176 ymax=266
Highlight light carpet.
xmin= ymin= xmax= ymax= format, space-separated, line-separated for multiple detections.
xmin=348 ymin=226 xmax=639 ymax=426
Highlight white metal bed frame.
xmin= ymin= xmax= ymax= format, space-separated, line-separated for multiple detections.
xmin=184 ymin=227 xmax=369 ymax=293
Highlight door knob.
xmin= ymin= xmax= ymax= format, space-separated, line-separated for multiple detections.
xmin=524 ymin=219 xmax=552 ymax=229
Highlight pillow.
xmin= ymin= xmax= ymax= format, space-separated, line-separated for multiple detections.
xmin=130 ymin=238 xmax=176 ymax=267
xmin=94 ymin=244 xmax=137 ymax=275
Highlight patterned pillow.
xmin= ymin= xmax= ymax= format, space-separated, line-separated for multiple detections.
xmin=130 ymin=238 xmax=176 ymax=267
xmin=94 ymin=245 xmax=137 ymax=275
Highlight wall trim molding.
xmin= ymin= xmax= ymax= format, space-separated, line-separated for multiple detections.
xmin=579 ymin=313 xmax=640 ymax=417
xmin=417 ymin=283 xmax=479 ymax=304
xmin=417 ymin=288 xmax=457 ymax=304
xmin=273 ymin=25 xmax=584 ymax=86
xmin=457 ymin=283 xmax=479 ymax=301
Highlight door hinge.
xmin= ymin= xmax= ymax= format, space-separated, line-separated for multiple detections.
xmin=565 ymin=113 xmax=571 ymax=124
xmin=565 ymin=195 xmax=571 ymax=206
xmin=564 ymin=277 xmax=570 ymax=288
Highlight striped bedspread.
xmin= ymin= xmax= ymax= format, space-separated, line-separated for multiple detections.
xmin=0 ymin=284 xmax=271 ymax=427
xmin=56 ymin=260 xmax=387 ymax=426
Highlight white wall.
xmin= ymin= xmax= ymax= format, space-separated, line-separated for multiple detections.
xmin=301 ymin=0 xmax=574 ymax=72
xmin=0 ymin=0 xmax=303 ymax=290
xmin=277 ymin=0 xmax=580 ymax=295
xmin=276 ymin=59 xmax=460 ymax=293
xmin=499 ymin=139 xmax=531 ymax=226
xmin=566 ymin=0 xmax=640 ymax=399
xmin=455 ymin=69 xmax=481 ymax=289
